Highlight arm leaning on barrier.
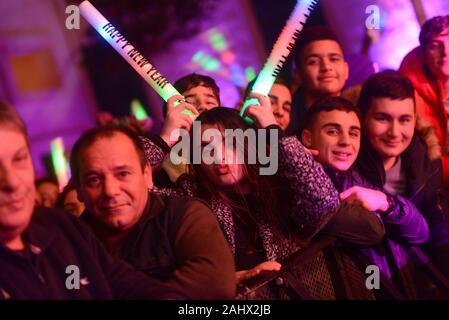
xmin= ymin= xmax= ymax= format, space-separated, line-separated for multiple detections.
xmin=322 ymin=201 xmax=386 ymax=246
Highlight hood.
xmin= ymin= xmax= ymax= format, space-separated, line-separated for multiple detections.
xmin=399 ymin=47 xmax=440 ymax=107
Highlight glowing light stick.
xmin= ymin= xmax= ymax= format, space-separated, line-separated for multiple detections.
xmin=79 ymin=0 xmax=193 ymax=117
xmin=240 ymin=0 xmax=319 ymax=123
xmin=50 ymin=137 xmax=69 ymax=190
xmin=130 ymin=99 xmax=149 ymax=120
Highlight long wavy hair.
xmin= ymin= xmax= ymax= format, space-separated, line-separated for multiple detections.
xmin=187 ymin=107 xmax=297 ymax=240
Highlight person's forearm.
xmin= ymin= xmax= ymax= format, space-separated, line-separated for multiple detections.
xmin=278 ymin=136 xmax=340 ymax=241
xmin=141 ymin=135 xmax=171 ymax=169
xmin=323 ymin=202 xmax=385 ymax=246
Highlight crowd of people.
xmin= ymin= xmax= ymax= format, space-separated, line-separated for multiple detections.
xmin=1 ymin=15 xmax=449 ymax=300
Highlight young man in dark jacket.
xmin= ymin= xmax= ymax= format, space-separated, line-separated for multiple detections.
xmin=356 ymin=70 xmax=449 ymax=277
xmin=0 ymin=101 xmax=179 ymax=300
xmin=70 ymin=125 xmax=236 ymax=300
xmin=302 ymin=95 xmax=430 ymax=283
xmin=301 ymin=97 xmax=386 ymax=245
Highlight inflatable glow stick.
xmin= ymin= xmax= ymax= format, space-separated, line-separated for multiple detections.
xmin=50 ymin=137 xmax=69 ymax=190
xmin=240 ymin=0 xmax=319 ymax=123
xmin=79 ymin=0 xmax=193 ymax=116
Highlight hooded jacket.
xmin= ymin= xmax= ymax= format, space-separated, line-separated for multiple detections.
xmin=356 ymin=133 xmax=449 ymax=276
xmin=399 ymin=47 xmax=449 ymax=187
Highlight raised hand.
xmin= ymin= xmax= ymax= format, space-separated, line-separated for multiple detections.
xmin=242 ymin=92 xmax=277 ymax=129
xmin=160 ymin=94 xmax=199 ymax=147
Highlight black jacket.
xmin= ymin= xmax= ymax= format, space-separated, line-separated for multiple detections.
xmin=82 ymin=193 xmax=236 ymax=300
xmin=0 ymin=207 xmax=181 ymax=300
xmin=357 ymin=135 xmax=449 ymax=245
xmin=356 ymin=135 xmax=449 ymax=274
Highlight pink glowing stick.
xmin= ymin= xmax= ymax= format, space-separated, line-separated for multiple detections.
xmin=240 ymin=0 xmax=319 ymax=123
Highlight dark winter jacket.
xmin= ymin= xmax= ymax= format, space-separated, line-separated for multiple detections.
xmin=0 ymin=207 xmax=182 ymax=300
xmin=81 ymin=193 xmax=236 ymax=299
xmin=355 ymin=134 xmax=449 ymax=276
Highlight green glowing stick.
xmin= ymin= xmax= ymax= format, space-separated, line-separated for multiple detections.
xmin=130 ymin=99 xmax=149 ymax=120
xmin=50 ymin=137 xmax=69 ymax=190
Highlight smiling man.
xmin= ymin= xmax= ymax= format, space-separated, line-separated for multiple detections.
xmin=357 ymin=71 xmax=449 ymax=276
xmin=298 ymin=39 xmax=348 ymax=106
xmin=302 ymin=97 xmax=361 ymax=172
xmin=70 ymin=125 xmax=235 ymax=299
xmin=300 ymin=97 xmax=385 ymax=245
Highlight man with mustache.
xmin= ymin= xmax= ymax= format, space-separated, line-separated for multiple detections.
xmin=70 ymin=125 xmax=235 ymax=299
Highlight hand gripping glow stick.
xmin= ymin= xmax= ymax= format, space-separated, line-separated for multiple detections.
xmin=50 ymin=137 xmax=69 ymax=190
xmin=240 ymin=0 xmax=319 ymax=123
xmin=79 ymin=0 xmax=194 ymax=117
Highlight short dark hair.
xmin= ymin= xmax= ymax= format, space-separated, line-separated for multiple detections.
xmin=163 ymin=73 xmax=221 ymax=117
xmin=419 ymin=15 xmax=449 ymax=48
xmin=294 ymin=26 xmax=344 ymax=68
xmin=35 ymin=177 xmax=59 ymax=188
xmin=70 ymin=125 xmax=148 ymax=187
xmin=358 ymin=70 xmax=416 ymax=119
xmin=304 ymin=97 xmax=360 ymax=130
xmin=0 ymin=100 xmax=29 ymax=145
